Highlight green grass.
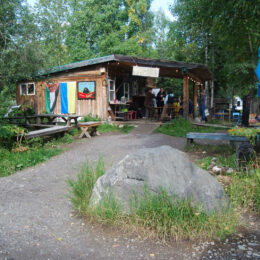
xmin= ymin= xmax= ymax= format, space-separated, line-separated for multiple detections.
xmin=185 ymin=143 xmax=234 ymax=155
xmin=67 ymin=158 xmax=105 ymax=215
xmin=0 ymin=130 xmax=79 ymax=177
xmin=67 ymin=160 xmax=237 ymax=241
xmin=98 ymin=123 xmax=135 ymax=134
xmin=196 ymin=154 xmax=237 ymax=171
xmin=0 ymin=147 xmax=62 ymax=177
xmin=227 ymin=171 xmax=260 ymax=213
xmin=155 ymin=117 xmax=223 ymax=137
xmin=81 ymin=113 xmax=101 ymax=122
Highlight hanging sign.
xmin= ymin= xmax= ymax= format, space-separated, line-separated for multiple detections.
xmin=132 ymin=66 xmax=160 ymax=78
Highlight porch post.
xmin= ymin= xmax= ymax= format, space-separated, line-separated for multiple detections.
xmin=183 ymin=75 xmax=189 ymax=118
xmin=193 ymin=82 xmax=197 ymax=118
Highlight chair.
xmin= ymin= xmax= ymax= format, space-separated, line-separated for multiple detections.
xmin=232 ymin=112 xmax=240 ymax=122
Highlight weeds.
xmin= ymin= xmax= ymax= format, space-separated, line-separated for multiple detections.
xmin=155 ymin=117 xmax=222 ymax=137
xmin=81 ymin=113 xmax=101 ymax=122
xmin=67 ymin=158 xmax=105 ymax=215
xmin=67 ymin=160 xmax=237 ymax=241
xmin=98 ymin=123 xmax=134 ymax=134
xmin=227 ymin=171 xmax=260 ymax=213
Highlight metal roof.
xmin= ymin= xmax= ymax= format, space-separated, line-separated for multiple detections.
xmin=35 ymin=54 xmax=214 ymax=81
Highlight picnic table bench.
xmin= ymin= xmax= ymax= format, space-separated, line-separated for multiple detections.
xmin=25 ymin=126 xmax=71 ymax=139
xmin=78 ymin=122 xmax=102 ymax=138
xmin=186 ymin=132 xmax=249 ymax=144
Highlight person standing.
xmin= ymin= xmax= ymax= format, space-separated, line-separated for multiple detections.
xmin=199 ymin=92 xmax=206 ymax=122
xmin=156 ymin=88 xmax=166 ymax=113
xmin=160 ymin=90 xmax=174 ymax=121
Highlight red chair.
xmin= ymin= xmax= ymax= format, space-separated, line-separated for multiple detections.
xmin=127 ymin=111 xmax=133 ymax=120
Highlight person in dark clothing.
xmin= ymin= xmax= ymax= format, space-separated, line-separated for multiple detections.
xmin=144 ymin=88 xmax=155 ymax=118
xmin=199 ymin=92 xmax=206 ymax=122
xmin=156 ymin=88 xmax=166 ymax=107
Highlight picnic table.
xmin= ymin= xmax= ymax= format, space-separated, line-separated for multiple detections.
xmin=36 ymin=114 xmax=80 ymax=127
xmin=78 ymin=122 xmax=102 ymax=138
xmin=25 ymin=126 xmax=71 ymax=139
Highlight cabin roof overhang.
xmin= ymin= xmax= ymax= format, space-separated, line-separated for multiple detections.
xmin=35 ymin=54 xmax=214 ymax=82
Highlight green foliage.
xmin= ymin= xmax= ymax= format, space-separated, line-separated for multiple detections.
xmin=67 ymin=158 xmax=105 ymax=215
xmin=97 ymin=123 xmax=135 ymax=134
xmin=197 ymin=154 xmax=236 ymax=171
xmin=155 ymin=118 xmax=220 ymax=137
xmin=228 ymin=127 xmax=260 ymax=144
xmin=227 ymin=171 xmax=260 ymax=213
xmin=168 ymin=0 xmax=260 ymax=97
xmin=0 ymin=124 xmax=26 ymax=149
xmin=128 ymin=187 xmax=236 ymax=240
xmin=81 ymin=114 xmax=101 ymax=122
xmin=66 ymin=0 xmax=154 ymax=61
xmin=67 ymin=159 xmax=237 ymax=241
xmin=0 ymin=147 xmax=62 ymax=177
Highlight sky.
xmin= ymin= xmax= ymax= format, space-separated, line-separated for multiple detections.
xmin=27 ymin=0 xmax=174 ymax=20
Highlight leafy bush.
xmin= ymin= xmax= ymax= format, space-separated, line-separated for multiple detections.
xmin=0 ymin=124 xmax=26 ymax=149
xmin=228 ymin=127 xmax=260 ymax=144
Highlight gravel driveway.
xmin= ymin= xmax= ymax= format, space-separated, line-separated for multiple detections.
xmin=0 ymin=122 xmax=259 ymax=260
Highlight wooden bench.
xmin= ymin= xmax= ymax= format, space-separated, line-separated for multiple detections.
xmin=186 ymin=132 xmax=249 ymax=144
xmin=25 ymin=126 xmax=71 ymax=139
xmin=78 ymin=122 xmax=102 ymax=138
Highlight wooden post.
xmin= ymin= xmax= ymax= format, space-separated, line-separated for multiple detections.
xmin=193 ymin=82 xmax=197 ymax=118
xmin=183 ymin=75 xmax=189 ymax=118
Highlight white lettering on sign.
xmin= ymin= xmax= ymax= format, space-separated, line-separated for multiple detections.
xmin=132 ymin=66 xmax=160 ymax=78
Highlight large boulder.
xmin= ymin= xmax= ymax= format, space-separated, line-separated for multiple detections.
xmin=90 ymin=146 xmax=229 ymax=213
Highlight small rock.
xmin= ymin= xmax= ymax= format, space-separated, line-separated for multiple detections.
xmin=227 ymin=168 xmax=234 ymax=174
xmin=247 ymin=251 xmax=252 ymax=256
xmin=238 ymin=245 xmax=246 ymax=251
xmin=211 ymin=242 xmax=215 ymax=246
xmin=212 ymin=166 xmax=222 ymax=174
xmin=212 ymin=157 xmax=217 ymax=162
xmin=118 ymin=124 xmax=124 ymax=128
xmin=253 ymin=253 xmax=260 ymax=258
xmin=208 ymin=250 xmax=212 ymax=254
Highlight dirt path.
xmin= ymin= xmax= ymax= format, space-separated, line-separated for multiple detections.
xmin=0 ymin=122 xmax=259 ymax=260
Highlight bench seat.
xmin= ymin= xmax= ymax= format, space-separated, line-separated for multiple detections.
xmin=186 ymin=132 xmax=248 ymax=143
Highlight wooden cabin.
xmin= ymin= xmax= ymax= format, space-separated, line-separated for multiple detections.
xmin=16 ymin=54 xmax=214 ymax=120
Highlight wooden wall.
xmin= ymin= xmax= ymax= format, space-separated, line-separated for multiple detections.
xmin=17 ymin=68 xmax=108 ymax=119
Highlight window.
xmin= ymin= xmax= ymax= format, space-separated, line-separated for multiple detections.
xmin=20 ymin=83 xmax=35 ymax=95
xmin=124 ymin=82 xmax=130 ymax=102
xmin=108 ymin=80 xmax=115 ymax=103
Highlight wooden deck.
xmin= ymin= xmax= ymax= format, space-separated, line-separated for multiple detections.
xmin=25 ymin=126 xmax=71 ymax=139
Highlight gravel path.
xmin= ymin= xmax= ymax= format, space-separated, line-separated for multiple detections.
xmin=0 ymin=123 xmax=259 ymax=260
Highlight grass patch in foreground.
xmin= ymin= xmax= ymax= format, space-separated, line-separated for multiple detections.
xmin=155 ymin=117 xmax=222 ymax=137
xmin=227 ymin=171 xmax=260 ymax=213
xmin=0 ymin=147 xmax=62 ymax=177
xmin=98 ymin=123 xmax=134 ymax=134
xmin=0 ymin=131 xmax=78 ymax=177
xmin=67 ymin=160 xmax=237 ymax=241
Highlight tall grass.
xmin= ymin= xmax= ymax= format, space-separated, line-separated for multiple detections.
xmin=227 ymin=171 xmax=260 ymax=213
xmin=67 ymin=158 xmax=105 ymax=215
xmin=155 ymin=117 xmax=222 ymax=137
xmin=67 ymin=160 xmax=237 ymax=241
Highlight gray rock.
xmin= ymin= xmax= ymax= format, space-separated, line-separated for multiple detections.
xmin=90 ymin=146 xmax=229 ymax=213
xmin=238 ymin=245 xmax=246 ymax=250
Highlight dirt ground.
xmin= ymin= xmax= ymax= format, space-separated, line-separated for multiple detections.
xmin=0 ymin=121 xmax=259 ymax=260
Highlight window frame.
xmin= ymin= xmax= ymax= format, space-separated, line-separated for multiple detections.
xmin=20 ymin=82 xmax=35 ymax=96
